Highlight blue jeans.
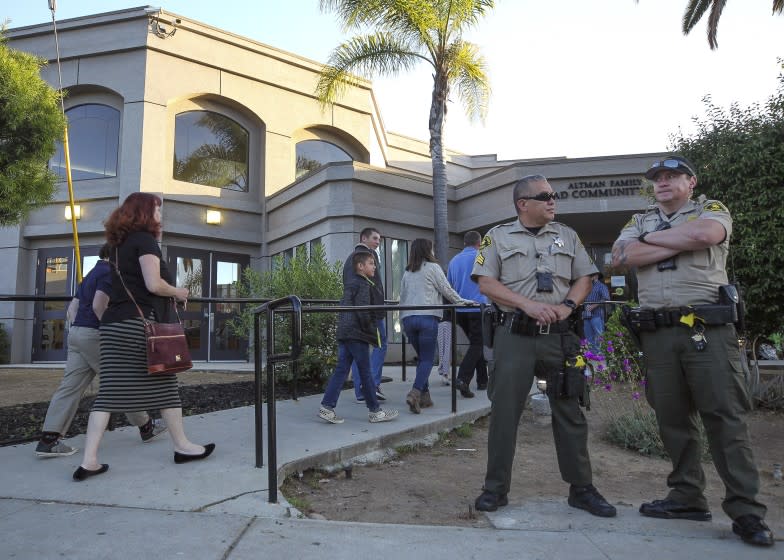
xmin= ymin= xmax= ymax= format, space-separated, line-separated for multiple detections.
xmin=402 ymin=315 xmax=439 ymax=392
xmin=352 ymin=318 xmax=388 ymax=399
xmin=583 ymin=315 xmax=605 ymax=354
xmin=322 ymin=341 xmax=379 ymax=412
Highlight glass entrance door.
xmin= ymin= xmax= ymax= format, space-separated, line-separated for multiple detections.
xmin=168 ymin=247 xmax=248 ymax=361
xmin=31 ymin=245 xmax=109 ymax=362
xmin=210 ymin=253 xmax=249 ymax=360
xmin=168 ymin=248 xmax=210 ymax=361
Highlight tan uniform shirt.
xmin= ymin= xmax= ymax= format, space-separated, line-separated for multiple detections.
xmin=471 ymin=219 xmax=597 ymax=312
xmin=616 ymin=197 xmax=732 ymax=307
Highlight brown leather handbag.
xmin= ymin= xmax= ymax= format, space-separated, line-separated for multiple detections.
xmin=143 ymin=309 xmax=193 ymax=375
xmin=113 ymin=253 xmax=193 ymax=375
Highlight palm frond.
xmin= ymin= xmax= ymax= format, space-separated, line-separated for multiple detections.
xmin=440 ymin=0 xmax=495 ymax=31
xmin=316 ymin=32 xmax=428 ymax=106
xmin=682 ymin=0 xmax=711 ymax=34
xmin=321 ymin=1 xmax=440 ymax=61
xmin=446 ymin=40 xmax=490 ymax=122
xmin=706 ymin=0 xmax=728 ymax=49
xmin=773 ymin=0 xmax=784 ymax=14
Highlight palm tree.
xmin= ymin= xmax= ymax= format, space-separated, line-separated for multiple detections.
xmin=316 ymin=0 xmax=493 ymax=264
xmin=681 ymin=1 xmax=783 ymax=49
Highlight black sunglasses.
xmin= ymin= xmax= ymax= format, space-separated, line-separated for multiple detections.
xmin=649 ymin=159 xmax=695 ymax=175
xmin=517 ymin=191 xmax=557 ymax=202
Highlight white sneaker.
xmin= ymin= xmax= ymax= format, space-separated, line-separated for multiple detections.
xmin=368 ymin=408 xmax=399 ymax=423
xmin=318 ymin=406 xmax=345 ymax=424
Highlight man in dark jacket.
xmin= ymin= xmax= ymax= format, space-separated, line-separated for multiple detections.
xmin=342 ymin=227 xmax=387 ymax=402
xmin=320 ymin=252 xmax=398 ymax=424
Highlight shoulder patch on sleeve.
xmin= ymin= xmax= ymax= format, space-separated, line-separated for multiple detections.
xmin=475 ymin=252 xmax=485 ymax=266
xmin=703 ymin=201 xmax=728 ymax=212
xmin=479 ymin=235 xmax=492 ymax=249
xmin=622 ymin=216 xmax=635 ymax=229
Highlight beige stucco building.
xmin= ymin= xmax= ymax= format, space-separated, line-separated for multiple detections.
xmin=2 ymin=6 xmax=663 ymax=363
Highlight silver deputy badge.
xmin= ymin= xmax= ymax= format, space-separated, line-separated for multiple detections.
xmin=552 ymin=237 xmax=564 ymax=248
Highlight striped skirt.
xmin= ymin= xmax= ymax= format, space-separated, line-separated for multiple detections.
xmin=93 ymin=318 xmax=182 ymax=412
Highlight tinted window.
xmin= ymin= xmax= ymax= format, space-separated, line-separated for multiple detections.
xmin=174 ymin=111 xmax=249 ymax=191
xmin=50 ymin=104 xmax=120 ymax=180
xmin=295 ymin=140 xmax=352 ymax=178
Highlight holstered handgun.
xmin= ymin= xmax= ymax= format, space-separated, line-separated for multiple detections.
xmin=481 ymin=304 xmax=499 ymax=349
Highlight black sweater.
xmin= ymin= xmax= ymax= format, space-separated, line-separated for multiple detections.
xmin=336 ymin=274 xmax=380 ymax=346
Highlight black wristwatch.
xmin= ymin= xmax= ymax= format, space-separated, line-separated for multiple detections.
xmin=638 ymin=231 xmax=651 ymax=244
xmin=562 ymin=299 xmax=577 ymax=311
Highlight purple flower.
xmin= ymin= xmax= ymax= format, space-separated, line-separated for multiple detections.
xmin=584 ymin=351 xmax=604 ymax=361
xmin=580 ymin=338 xmax=588 ymax=347
xmin=596 ymin=364 xmax=606 ymax=372
xmin=606 ymin=343 xmax=615 ymax=353
xmin=610 ymin=373 xmax=617 ymax=380
xmin=639 ymin=379 xmax=647 ymax=387
xmin=604 ymin=384 xmax=612 ymax=392
xmin=632 ymin=392 xmax=641 ymax=400
xmin=616 ymin=332 xmax=623 ymax=337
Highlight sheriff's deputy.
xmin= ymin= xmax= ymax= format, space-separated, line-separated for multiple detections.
xmin=612 ymin=155 xmax=773 ymax=547
xmin=472 ymin=174 xmax=616 ymax=517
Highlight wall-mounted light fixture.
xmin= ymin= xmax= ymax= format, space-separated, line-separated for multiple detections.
xmin=206 ymin=209 xmax=222 ymax=225
xmin=64 ymin=205 xmax=81 ymax=220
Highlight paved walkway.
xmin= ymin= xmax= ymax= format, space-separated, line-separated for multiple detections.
xmin=0 ymin=366 xmax=779 ymax=559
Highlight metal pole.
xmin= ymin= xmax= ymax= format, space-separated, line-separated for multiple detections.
xmin=401 ymin=333 xmax=407 ymax=382
xmin=253 ymin=313 xmax=263 ymax=468
xmin=451 ymin=310 xmax=458 ymax=413
xmin=267 ymin=308 xmax=278 ymax=503
xmin=49 ymin=1 xmax=82 ymax=283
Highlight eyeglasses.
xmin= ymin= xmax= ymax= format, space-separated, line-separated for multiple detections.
xmin=516 ymin=191 xmax=557 ymax=202
xmin=649 ymin=159 xmax=695 ymax=175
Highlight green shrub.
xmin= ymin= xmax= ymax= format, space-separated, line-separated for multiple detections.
xmin=230 ymin=244 xmax=343 ymax=386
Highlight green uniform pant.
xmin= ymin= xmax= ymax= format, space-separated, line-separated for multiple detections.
xmin=483 ymin=328 xmax=592 ymax=496
xmin=641 ymin=324 xmax=766 ymax=520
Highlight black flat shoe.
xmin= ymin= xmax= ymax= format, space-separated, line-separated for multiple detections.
xmin=174 ymin=443 xmax=215 ymax=464
xmin=73 ymin=464 xmax=109 ymax=481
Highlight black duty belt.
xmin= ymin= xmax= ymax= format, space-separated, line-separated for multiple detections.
xmin=630 ymin=305 xmax=736 ymax=329
xmin=499 ymin=312 xmax=573 ymax=336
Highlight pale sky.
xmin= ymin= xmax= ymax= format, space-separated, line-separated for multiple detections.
xmin=4 ymin=1 xmax=782 ymax=160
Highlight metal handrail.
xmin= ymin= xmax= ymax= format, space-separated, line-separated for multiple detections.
xmin=252 ymin=299 xmax=475 ymax=503
xmin=252 ymin=295 xmax=302 ymax=504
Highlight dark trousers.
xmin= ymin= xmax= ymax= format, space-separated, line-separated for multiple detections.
xmin=641 ymin=324 xmax=766 ymax=520
xmin=456 ymin=312 xmax=487 ymax=386
xmin=483 ymin=329 xmax=592 ymax=496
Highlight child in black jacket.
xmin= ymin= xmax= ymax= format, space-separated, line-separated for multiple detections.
xmin=319 ymin=252 xmax=399 ymax=424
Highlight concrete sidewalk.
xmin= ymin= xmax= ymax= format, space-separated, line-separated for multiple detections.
xmin=0 ymin=366 xmax=779 ymax=559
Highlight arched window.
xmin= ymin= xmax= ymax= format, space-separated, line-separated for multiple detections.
xmin=295 ymin=140 xmax=352 ymax=178
xmin=49 ymin=104 xmax=120 ymax=180
xmin=173 ymin=111 xmax=249 ymax=192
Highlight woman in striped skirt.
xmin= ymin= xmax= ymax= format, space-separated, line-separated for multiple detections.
xmin=73 ymin=193 xmax=215 ymax=481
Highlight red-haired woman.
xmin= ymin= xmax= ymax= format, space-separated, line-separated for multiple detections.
xmin=73 ymin=193 xmax=214 ymax=481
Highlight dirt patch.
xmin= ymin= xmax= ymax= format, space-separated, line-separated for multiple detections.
xmin=282 ymin=387 xmax=784 ymax=528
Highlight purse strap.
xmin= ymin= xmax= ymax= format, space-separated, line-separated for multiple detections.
xmin=112 ymin=247 xmax=183 ymax=324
